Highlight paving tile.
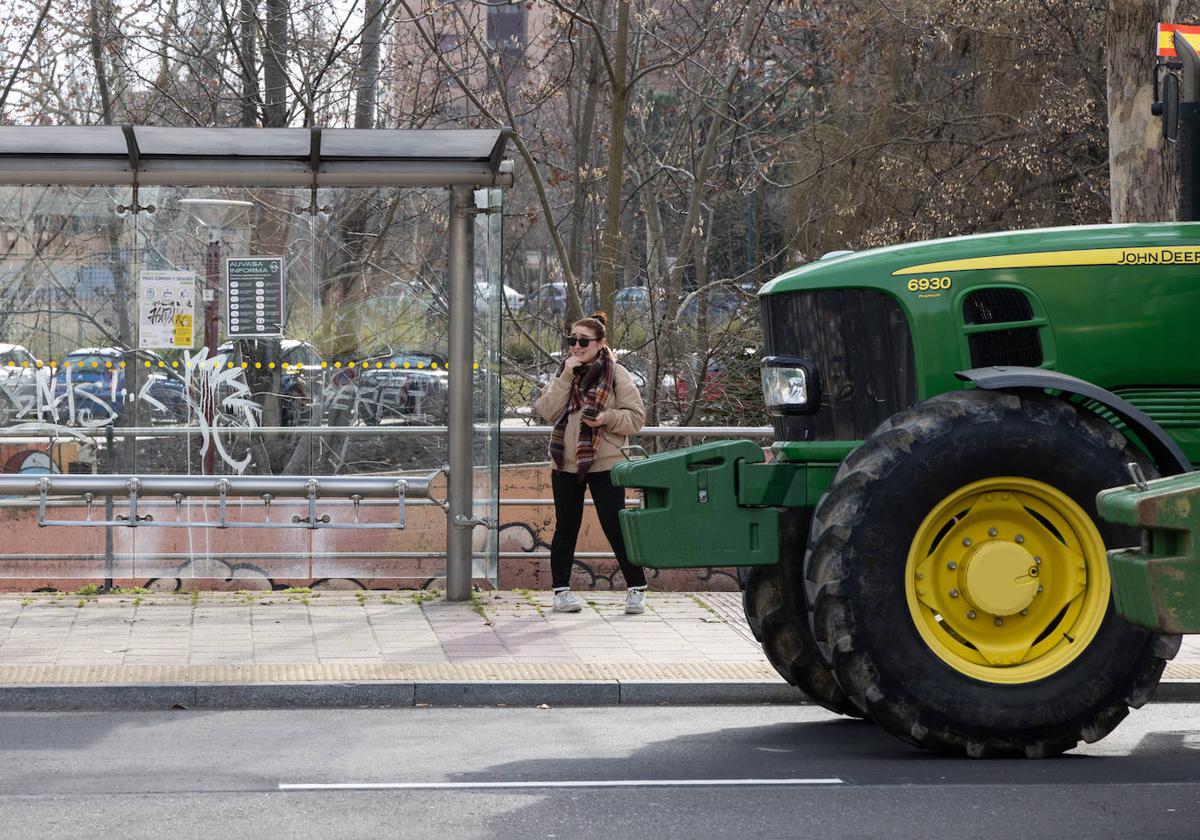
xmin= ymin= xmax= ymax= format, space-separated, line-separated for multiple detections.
xmin=0 ymin=590 xmax=800 ymax=675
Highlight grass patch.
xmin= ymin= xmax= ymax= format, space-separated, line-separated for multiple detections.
xmin=513 ymin=588 xmax=543 ymax=614
xmin=688 ymin=594 xmax=719 ymax=616
xmin=469 ymin=591 xmax=492 ymax=625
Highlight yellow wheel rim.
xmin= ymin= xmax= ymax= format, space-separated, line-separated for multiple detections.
xmin=904 ymin=477 xmax=1110 ymax=684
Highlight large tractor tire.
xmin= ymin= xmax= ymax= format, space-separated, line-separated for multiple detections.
xmin=806 ymin=390 xmax=1179 ymax=757
xmin=748 ymin=509 xmax=863 ymax=717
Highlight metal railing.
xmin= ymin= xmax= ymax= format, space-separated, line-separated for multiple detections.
xmin=5 ymin=471 xmax=438 ymax=532
xmin=0 ymin=423 xmax=774 ymax=567
xmin=0 ymin=423 xmax=774 ymax=438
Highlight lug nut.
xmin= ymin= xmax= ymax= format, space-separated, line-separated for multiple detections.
xmin=967 ymin=610 xmax=977 ymax=620
xmin=1037 ymin=584 xmax=1044 ymax=593
xmin=1015 ymin=534 xmax=1025 ymax=544
xmin=949 ymin=589 xmax=959 ymax=598
xmin=994 ymin=617 xmax=1004 ymax=626
xmin=1020 ymin=609 xmax=1029 ymax=616
xmin=1034 ymin=556 xmax=1041 ymax=565
xmin=988 ymin=528 xmax=998 ymax=537
xmin=963 ymin=537 xmax=972 ymax=547
xmin=947 ymin=561 xmax=957 ymax=571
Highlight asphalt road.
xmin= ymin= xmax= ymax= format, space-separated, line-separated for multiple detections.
xmin=0 ymin=704 xmax=1197 ymax=839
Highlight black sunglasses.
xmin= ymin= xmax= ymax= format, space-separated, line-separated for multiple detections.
xmin=566 ymin=336 xmax=594 ymax=347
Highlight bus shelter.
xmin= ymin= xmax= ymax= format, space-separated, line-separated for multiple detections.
xmin=0 ymin=125 xmax=510 ymax=601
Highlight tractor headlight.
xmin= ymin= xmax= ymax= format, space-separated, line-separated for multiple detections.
xmin=761 ymin=356 xmax=821 ymax=415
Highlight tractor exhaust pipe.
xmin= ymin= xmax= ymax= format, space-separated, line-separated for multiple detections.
xmin=1170 ymin=35 xmax=1200 ymax=220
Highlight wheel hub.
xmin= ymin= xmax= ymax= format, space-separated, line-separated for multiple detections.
xmin=960 ymin=541 xmax=1039 ymax=616
xmin=906 ymin=476 xmax=1112 ymax=684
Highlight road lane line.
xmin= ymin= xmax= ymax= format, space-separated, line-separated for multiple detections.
xmin=279 ymin=778 xmax=844 ymax=791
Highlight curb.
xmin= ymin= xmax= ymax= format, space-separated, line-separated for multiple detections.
xmin=0 ymin=679 xmax=810 ymax=712
xmin=0 ymin=679 xmax=1196 ymax=712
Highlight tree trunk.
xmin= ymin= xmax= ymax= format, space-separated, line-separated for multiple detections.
xmin=240 ymin=0 xmax=258 ymax=126
xmin=355 ymin=0 xmax=383 ymax=130
xmin=89 ymin=0 xmax=113 ymax=125
xmin=597 ymin=0 xmax=630 ymax=318
xmin=1108 ymin=0 xmax=1177 ymax=221
xmin=263 ymin=0 xmax=288 ymax=126
xmin=155 ymin=0 xmax=178 ymax=95
xmin=566 ymin=22 xmax=606 ymax=325
xmin=666 ymin=0 xmax=765 ymax=302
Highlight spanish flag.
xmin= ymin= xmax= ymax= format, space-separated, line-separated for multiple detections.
xmin=1158 ymin=22 xmax=1200 ymax=58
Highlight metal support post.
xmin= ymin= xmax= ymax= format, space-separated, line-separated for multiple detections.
xmin=203 ymin=240 xmax=221 ymax=474
xmin=446 ymin=185 xmax=475 ymax=601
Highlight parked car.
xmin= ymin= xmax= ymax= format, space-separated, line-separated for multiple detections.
xmin=614 ymin=286 xmax=649 ymax=310
xmin=534 ymin=282 xmax=595 ymax=318
xmin=51 ymin=347 xmax=187 ymax=425
xmin=214 ymin=338 xmax=324 ymax=426
xmin=355 ymin=349 xmax=449 ymax=425
xmin=0 ymin=343 xmax=44 ymax=423
xmin=474 ymin=281 xmax=525 ymax=315
xmin=679 ymin=284 xmax=755 ymax=325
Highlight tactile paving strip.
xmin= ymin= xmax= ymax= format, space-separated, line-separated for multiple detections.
xmin=0 ymin=661 xmax=782 ymax=685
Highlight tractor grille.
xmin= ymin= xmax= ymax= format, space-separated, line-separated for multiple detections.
xmin=1112 ymin=388 xmax=1200 ymax=431
xmin=961 ymin=287 xmax=1043 ymax=368
xmin=963 ymin=288 xmax=1034 ymax=324
xmin=967 ymin=327 xmax=1044 ymax=368
xmin=761 ymin=289 xmax=917 ymax=441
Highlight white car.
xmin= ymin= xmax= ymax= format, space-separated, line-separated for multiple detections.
xmin=474 ymin=281 xmax=525 ymax=313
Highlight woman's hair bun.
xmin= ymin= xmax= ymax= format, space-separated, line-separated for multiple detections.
xmin=590 ymin=310 xmax=608 ymax=326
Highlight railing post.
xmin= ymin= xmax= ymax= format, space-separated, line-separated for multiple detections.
xmin=445 ymin=185 xmax=475 ymax=601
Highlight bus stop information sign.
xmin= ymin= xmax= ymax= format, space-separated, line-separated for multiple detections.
xmin=226 ymin=256 xmax=284 ymax=338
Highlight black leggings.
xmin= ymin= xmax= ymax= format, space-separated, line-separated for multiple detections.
xmin=550 ymin=469 xmax=647 ymax=590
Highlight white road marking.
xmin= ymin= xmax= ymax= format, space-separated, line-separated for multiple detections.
xmin=279 ymin=778 xmax=844 ymax=791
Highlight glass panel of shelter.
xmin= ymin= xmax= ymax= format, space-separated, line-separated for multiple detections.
xmin=0 ymin=182 xmax=502 ymax=588
xmin=473 ymin=187 xmax=502 ymax=585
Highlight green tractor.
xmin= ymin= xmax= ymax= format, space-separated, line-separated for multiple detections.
xmin=612 ymin=28 xmax=1200 ymax=758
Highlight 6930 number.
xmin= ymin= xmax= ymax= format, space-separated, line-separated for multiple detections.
xmin=906 ymin=276 xmax=952 ymax=292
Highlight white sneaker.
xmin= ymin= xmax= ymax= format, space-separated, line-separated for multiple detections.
xmin=624 ymin=588 xmax=646 ymax=615
xmin=553 ymin=589 xmax=583 ymax=613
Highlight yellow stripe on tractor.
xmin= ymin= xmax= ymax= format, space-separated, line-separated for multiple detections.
xmin=892 ymin=245 xmax=1200 ymax=276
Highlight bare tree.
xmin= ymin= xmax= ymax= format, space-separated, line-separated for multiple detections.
xmin=1109 ymin=0 xmax=1178 ymax=221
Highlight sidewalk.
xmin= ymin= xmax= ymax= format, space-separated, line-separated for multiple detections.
xmin=0 ymin=590 xmax=1196 ymax=711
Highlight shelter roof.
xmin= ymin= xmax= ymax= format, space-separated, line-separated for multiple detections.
xmin=0 ymin=125 xmax=512 ymax=188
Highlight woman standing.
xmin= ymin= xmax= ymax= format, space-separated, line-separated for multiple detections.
xmin=535 ymin=312 xmax=648 ymax=614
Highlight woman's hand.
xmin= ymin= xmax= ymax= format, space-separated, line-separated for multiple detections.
xmin=563 ymin=355 xmax=584 ymax=374
xmin=582 ymin=411 xmax=605 ymax=428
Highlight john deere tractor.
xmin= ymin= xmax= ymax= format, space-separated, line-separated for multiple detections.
xmin=612 ymin=27 xmax=1200 ymax=758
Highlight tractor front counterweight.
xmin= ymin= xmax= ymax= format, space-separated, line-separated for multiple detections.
xmin=1101 ymin=470 xmax=1200 ymax=634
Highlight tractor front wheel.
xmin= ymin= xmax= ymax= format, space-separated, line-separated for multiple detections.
xmin=749 ymin=509 xmax=862 ymax=717
xmin=806 ymin=390 xmax=1178 ymax=757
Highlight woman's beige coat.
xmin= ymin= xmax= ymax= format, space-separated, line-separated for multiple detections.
xmin=534 ymin=361 xmax=646 ymax=474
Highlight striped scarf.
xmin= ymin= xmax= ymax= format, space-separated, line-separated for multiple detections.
xmin=549 ymin=347 xmax=614 ymax=480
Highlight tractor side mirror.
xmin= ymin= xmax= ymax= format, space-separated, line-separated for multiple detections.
xmin=1162 ymin=71 xmax=1181 ymax=142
